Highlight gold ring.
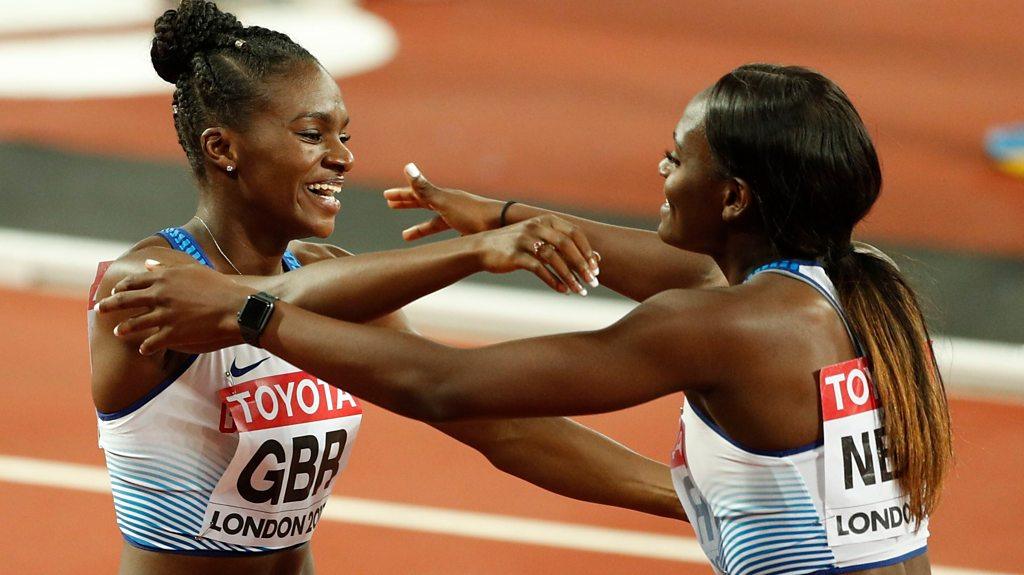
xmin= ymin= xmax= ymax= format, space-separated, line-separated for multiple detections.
xmin=532 ymin=240 xmax=548 ymax=256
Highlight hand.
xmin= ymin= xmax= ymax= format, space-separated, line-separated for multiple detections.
xmin=472 ymin=215 xmax=600 ymax=295
xmin=383 ymin=163 xmax=505 ymax=240
xmin=95 ymin=259 xmax=250 ymax=355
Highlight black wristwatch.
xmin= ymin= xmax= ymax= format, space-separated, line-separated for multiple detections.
xmin=237 ymin=292 xmax=279 ymax=347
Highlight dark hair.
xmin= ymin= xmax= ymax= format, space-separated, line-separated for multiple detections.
xmin=151 ymin=0 xmax=317 ymax=176
xmin=704 ymin=64 xmax=952 ymax=524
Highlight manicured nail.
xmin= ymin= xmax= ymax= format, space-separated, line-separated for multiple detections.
xmin=587 ymin=274 xmax=599 ymax=288
xmin=144 ymin=258 xmax=161 ymax=267
xmin=113 ymin=324 xmax=121 ymax=336
xmin=111 ymin=287 xmax=116 ymax=296
xmin=579 ymin=288 xmax=588 ymax=296
xmin=404 ymin=163 xmax=421 ymax=179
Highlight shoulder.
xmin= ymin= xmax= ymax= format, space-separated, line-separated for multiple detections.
xmin=286 ymin=240 xmax=353 ymax=266
xmin=603 ymin=285 xmax=768 ymax=390
xmin=628 ymin=285 xmax=751 ymax=337
xmin=97 ymin=236 xmax=206 ymax=296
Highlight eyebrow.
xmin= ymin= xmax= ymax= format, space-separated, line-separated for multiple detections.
xmin=292 ymin=111 xmax=350 ymax=128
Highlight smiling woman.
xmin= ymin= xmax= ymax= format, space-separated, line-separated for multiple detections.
xmin=86 ymin=2 xmax=702 ymax=574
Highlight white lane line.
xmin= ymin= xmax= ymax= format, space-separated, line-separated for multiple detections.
xmin=0 ymin=455 xmax=1015 ymax=574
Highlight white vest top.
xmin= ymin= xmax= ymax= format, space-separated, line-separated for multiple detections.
xmin=669 ymin=260 xmax=928 ymax=574
xmin=90 ymin=228 xmax=362 ymax=555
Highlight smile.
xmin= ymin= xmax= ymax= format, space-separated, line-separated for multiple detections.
xmin=304 ymin=178 xmax=344 ymax=213
xmin=305 ymin=180 xmax=343 ymax=196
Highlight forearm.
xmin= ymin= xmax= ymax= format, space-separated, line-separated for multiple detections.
xmin=440 ymin=418 xmax=685 ymax=521
xmin=501 ymin=203 xmax=724 ymax=300
xmin=256 ymin=236 xmax=482 ymax=322
xmin=260 ymin=301 xmax=456 ymax=420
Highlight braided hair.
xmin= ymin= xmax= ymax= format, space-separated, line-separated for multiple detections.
xmin=151 ymin=0 xmax=317 ymax=177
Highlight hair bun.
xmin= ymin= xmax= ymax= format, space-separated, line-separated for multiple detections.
xmin=151 ymin=1 xmax=243 ymax=84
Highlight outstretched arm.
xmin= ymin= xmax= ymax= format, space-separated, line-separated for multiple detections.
xmin=264 ymin=217 xmax=598 ymax=324
xmin=385 ymin=164 xmax=726 ymax=301
xmin=343 ymin=297 xmax=687 ymax=521
xmin=437 ymin=418 xmax=685 ymax=521
xmin=100 ymin=264 xmax=727 ymax=420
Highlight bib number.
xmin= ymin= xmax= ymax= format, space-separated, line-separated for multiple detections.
xmin=200 ymin=371 xmax=362 ymax=548
xmin=821 ymin=358 xmax=920 ymax=546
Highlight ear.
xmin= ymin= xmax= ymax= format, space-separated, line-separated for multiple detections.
xmin=721 ymin=177 xmax=755 ymax=222
xmin=200 ymin=127 xmax=238 ymax=174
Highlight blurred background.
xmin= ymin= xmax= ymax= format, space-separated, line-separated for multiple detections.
xmin=0 ymin=1 xmax=1021 ymax=573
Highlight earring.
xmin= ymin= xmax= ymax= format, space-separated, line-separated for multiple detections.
xmin=226 ymin=165 xmax=235 ymax=173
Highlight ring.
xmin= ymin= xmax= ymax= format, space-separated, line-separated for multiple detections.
xmin=532 ymin=240 xmax=548 ymax=256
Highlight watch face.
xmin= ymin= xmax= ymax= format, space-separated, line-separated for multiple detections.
xmin=239 ymin=297 xmax=271 ymax=326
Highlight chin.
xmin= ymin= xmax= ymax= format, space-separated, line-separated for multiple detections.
xmin=310 ymin=220 xmax=336 ymax=239
xmin=656 ymin=221 xmax=678 ymax=246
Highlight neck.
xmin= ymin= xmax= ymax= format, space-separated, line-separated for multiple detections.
xmin=187 ymin=202 xmax=291 ymax=276
xmin=712 ymin=232 xmax=783 ymax=286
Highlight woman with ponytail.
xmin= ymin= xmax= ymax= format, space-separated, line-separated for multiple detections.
xmin=88 ymin=1 xmax=719 ymax=572
xmin=101 ymin=62 xmax=952 ymax=573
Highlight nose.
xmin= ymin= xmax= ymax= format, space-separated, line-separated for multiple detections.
xmin=324 ymin=137 xmax=354 ymax=172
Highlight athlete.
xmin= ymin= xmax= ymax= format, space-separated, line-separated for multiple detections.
xmin=102 ymin=64 xmax=954 ymax=574
xmin=88 ymin=2 xmax=709 ymax=573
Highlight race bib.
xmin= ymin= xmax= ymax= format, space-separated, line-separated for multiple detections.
xmin=199 ymin=371 xmax=362 ymax=548
xmin=669 ymin=416 xmax=725 ymax=574
xmin=820 ymin=358 xmax=916 ymax=546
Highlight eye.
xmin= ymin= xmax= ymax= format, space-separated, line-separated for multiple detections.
xmin=339 ymin=132 xmax=351 ymax=143
xmin=663 ymin=150 xmax=680 ymax=166
xmin=299 ymin=131 xmax=323 ymax=143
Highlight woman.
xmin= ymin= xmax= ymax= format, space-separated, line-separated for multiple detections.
xmin=89 ymin=2 xmax=702 ymax=573
xmin=102 ymin=64 xmax=954 ymax=574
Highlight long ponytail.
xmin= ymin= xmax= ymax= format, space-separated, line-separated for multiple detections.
xmin=703 ymin=64 xmax=953 ymax=524
xmin=826 ymin=244 xmax=953 ymax=524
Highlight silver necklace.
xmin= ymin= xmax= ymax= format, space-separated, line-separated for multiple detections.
xmin=192 ymin=216 xmax=243 ymax=275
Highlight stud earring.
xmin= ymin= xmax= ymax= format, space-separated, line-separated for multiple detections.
xmin=226 ymin=165 xmax=235 ymax=173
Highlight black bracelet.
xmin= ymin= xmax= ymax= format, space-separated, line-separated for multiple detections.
xmin=499 ymin=200 xmax=517 ymax=228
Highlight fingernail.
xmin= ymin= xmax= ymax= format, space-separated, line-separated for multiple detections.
xmin=404 ymin=163 xmax=421 ymax=179
xmin=579 ymin=288 xmax=588 ymax=296
xmin=144 ymin=258 xmax=161 ymax=267
xmin=587 ymin=275 xmax=599 ymax=288
xmin=110 ymin=287 xmax=116 ymax=296
xmin=113 ymin=324 xmax=121 ymax=336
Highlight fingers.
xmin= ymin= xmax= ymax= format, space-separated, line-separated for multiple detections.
xmin=519 ymin=255 xmax=568 ymax=294
xmin=109 ymin=270 xmax=159 ymax=297
xmin=112 ymin=308 xmax=168 ymax=337
xmin=383 ymin=187 xmax=427 ymax=210
xmin=402 ymin=216 xmax=451 ymax=241
xmin=96 ymin=286 xmax=158 ymax=314
xmin=404 ymin=162 xmax=435 ymax=196
xmin=530 ymin=224 xmax=598 ymax=293
xmin=530 ymin=238 xmax=588 ymax=295
xmin=560 ymin=223 xmax=600 ymax=274
xmin=139 ymin=328 xmax=172 ymax=356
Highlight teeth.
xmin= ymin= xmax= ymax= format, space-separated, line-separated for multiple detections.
xmin=307 ymin=182 xmax=342 ymax=195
